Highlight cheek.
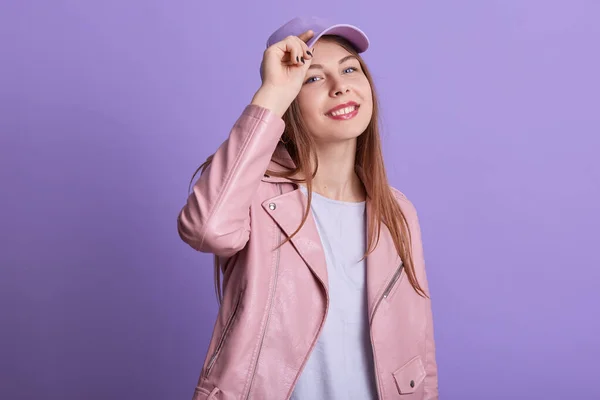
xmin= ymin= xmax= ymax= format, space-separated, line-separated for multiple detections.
xmin=362 ymin=96 xmax=374 ymax=117
xmin=359 ymin=81 xmax=373 ymax=103
xmin=297 ymin=92 xmax=321 ymax=115
xmin=299 ymin=103 xmax=326 ymax=123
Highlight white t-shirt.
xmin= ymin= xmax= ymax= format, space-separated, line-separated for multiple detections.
xmin=290 ymin=186 xmax=377 ymax=400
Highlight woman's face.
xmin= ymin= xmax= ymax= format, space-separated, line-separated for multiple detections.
xmin=296 ymin=39 xmax=373 ymax=143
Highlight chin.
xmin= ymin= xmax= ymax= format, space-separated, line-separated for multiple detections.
xmin=309 ymin=118 xmax=370 ymax=142
xmin=317 ymin=129 xmax=364 ymax=143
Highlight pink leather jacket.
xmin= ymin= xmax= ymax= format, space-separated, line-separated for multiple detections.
xmin=178 ymin=105 xmax=439 ymax=399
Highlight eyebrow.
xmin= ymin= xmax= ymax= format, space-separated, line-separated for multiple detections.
xmin=308 ymin=55 xmax=358 ymax=70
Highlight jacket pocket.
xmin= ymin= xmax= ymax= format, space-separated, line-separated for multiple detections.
xmin=193 ymin=385 xmax=221 ymax=400
xmin=392 ymin=355 xmax=426 ymax=395
xmin=204 ymin=289 xmax=243 ymax=377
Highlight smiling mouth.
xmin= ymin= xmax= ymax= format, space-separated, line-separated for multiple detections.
xmin=326 ymin=105 xmax=360 ymax=117
xmin=325 ymin=105 xmax=360 ymax=120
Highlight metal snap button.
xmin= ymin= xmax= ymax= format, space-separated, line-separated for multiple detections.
xmin=268 ymin=203 xmax=276 ymax=210
xmin=410 ymin=380 xmax=415 ymax=388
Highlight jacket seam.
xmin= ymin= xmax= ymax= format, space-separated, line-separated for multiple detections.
xmin=197 ymin=112 xmax=266 ymax=250
xmin=240 ymin=184 xmax=281 ymax=398
xmin=424 ymin=299 xmax=430 ymax=394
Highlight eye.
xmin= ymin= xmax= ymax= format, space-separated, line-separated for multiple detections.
xmin=304 ymin=66 xmax=360 ymax=84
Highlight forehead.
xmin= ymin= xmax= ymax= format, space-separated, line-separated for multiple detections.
xmin=311 ymin=39 xmax=353 ymax=63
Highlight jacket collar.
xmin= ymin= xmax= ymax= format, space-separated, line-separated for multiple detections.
xmin=261 ymin=143 xmax=403 ymax=318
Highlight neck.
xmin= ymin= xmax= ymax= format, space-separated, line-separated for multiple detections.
xmin=306 ymin=139 xmax=366 ymax=202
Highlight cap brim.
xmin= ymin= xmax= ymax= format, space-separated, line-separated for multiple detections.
xmin=306 ymin=24 xmax=370 ymax=53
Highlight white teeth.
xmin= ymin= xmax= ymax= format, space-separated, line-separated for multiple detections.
xmin=329 ymin=105 xmax=357 ymax=116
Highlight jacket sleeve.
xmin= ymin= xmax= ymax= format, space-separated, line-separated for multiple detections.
xmin=412 ymin=208 xmax=439 ymax=399
xmin=419 ymin=245 xmax=439 ymax=398
xmin=392 ymin=188 xmax=439 ymax=398
xmin=177 ymin=104 xmax=285 ymax=257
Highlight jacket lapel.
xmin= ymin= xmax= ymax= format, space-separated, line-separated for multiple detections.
xmin=261 ymin=188 xmax=329 ymax=295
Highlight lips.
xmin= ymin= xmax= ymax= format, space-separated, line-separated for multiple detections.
xmin=325 ymin=101 xmax=360 ymax=116
xmin=326 ymin=105 xmax=360 ymax=120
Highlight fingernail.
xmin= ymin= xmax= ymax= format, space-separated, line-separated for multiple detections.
xmin=301 ymin=56 xmax=305 ymax=64
xmin=306 ymin=50 xmax=312 ymax=56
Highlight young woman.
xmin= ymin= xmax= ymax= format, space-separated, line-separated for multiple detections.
xmin=178 ymin=16 xmax=438 ymax=400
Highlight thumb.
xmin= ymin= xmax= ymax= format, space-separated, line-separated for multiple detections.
xmin=297 ymin=29 xmax=315 ymax=44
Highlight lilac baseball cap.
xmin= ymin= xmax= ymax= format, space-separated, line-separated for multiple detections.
xmin=266 ymin=16 xmax=370 ymax=53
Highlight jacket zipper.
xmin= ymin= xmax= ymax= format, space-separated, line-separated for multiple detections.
xmin=244 ymin=184 xmax=283 ymax=399
xmin=204 ymin=289 xmax=243 ymax=377
xmin=382 ymin=262 xmax=404 ymax=299
xmin=370 ymin=262 xmax=404 ymax=399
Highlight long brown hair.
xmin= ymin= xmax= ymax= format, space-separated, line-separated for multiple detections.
xmin=190 ymin=35 xmax=427 ymax=304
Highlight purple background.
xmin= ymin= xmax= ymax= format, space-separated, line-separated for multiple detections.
xmin=1 ymin=1 xmax=599 ymax=399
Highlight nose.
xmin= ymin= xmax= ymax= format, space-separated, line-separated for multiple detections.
xmin=330 ymin=77 xmax=351 ymax=97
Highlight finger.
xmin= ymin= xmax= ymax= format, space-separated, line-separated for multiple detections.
xmin=293 ymin=36 xmax=313 ymax=60
xmin=279 ymin=48 xmax=292 ymax=64
xmin=286 ymin=37 xmax=304 ymax=66
xmin=297 ymin=29 xmax=315 ymax=44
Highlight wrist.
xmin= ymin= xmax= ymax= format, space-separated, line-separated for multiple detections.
xmin=251 ymin=85 xmax=293 ymax=118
